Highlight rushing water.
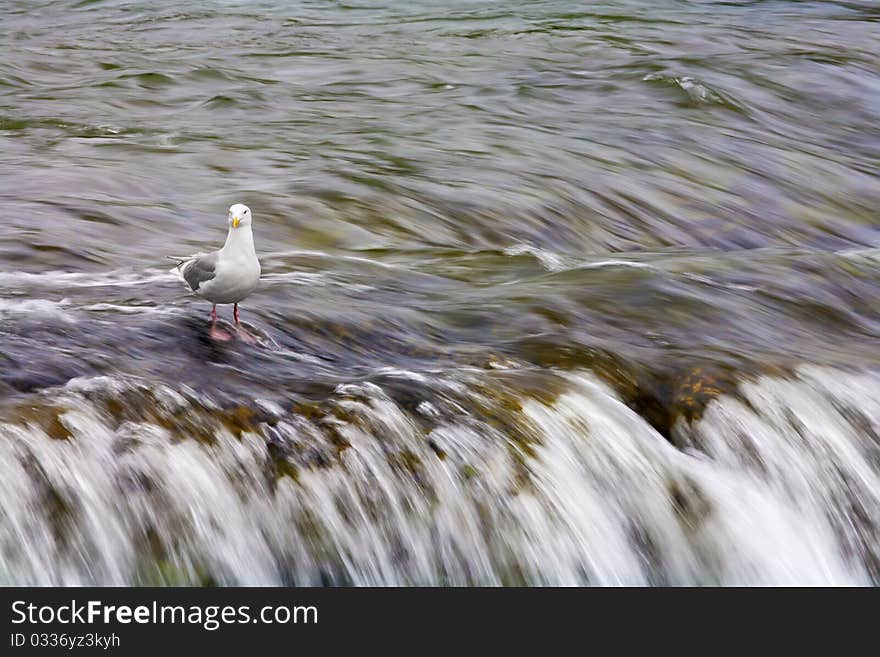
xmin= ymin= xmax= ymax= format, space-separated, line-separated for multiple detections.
xmin=1 ymin=0 xmax=879 ymax=585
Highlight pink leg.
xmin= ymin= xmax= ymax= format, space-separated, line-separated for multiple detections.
xmin=208 ymin=304 xmax=232 ymax=341
xmin=233 ymin=304 xmax=259 ymax=344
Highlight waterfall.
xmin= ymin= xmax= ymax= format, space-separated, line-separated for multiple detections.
xmin=0 ymin=366 xmax=877 ymax=585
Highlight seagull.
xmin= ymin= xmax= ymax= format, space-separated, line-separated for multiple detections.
xmin=169 ymin=203 xmax=261 ymax=340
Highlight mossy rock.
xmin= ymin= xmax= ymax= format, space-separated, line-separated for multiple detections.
xmin=671 ymin=366 xmax=738 ymax=425
xmin=136 ymin=559 xmax=216 ymax=587
xmin=6 ymin=403 xmax=73 ymax=440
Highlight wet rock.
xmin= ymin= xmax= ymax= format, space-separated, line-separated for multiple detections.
xmin=3 ymin=402 xmax=73 ymax=440
xmin=671 ymin=366 xmax=738 ymax=425
xmin=669 ymin=475 xmax=712 ymax=531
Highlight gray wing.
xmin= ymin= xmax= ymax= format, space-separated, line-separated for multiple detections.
xmin=181 ymin=251 xmax=219 ymax=291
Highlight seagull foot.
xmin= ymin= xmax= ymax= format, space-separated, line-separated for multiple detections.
xmin=209 ymin=323 xmax=234 ymax=341
xmin=235 ymin=324 xmax=259 ymax=344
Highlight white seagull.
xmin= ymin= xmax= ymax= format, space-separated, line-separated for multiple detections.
xmin=169 ymin=203 xmax=261 ymax=339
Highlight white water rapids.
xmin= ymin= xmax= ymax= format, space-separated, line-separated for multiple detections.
xmin=0 ymin=366 xmax=877 ymax=586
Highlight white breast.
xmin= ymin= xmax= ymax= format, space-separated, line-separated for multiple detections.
xmin=198 ymin=256 xmax=261 ymax=304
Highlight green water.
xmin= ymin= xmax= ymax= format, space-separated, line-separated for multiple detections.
xmin=1 ymin=1 xmax=880 ymax=585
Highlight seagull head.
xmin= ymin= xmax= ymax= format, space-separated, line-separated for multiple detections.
xmin=228 ymin=203 xmax=252 ymax=229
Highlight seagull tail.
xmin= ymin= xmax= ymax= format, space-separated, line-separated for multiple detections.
xmin=166 ymin=255 xmax=192 ymax=282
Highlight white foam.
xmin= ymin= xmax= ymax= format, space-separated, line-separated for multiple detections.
xmin=0 ymin=298 xmax=75 ymax=323
xmin=0 ymin=367 xmax=877 ymax=585
xmin=0 ymin=269 xmax=174 ymax=290
xmin=504 ymin=244 xmax=567 ymax=271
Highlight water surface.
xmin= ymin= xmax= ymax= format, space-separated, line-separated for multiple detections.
xmin=1 ymin=0 xmax=880 ymax=585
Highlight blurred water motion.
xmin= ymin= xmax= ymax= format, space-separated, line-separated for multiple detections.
xmin=1 ymin=0 xmax=880 ymax=585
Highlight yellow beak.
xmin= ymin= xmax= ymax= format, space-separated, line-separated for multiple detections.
xmin=232 ymin=217 xmax=240 ymax=228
